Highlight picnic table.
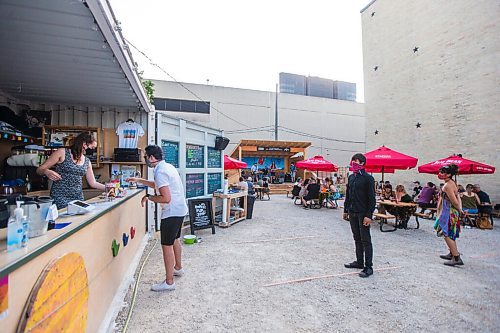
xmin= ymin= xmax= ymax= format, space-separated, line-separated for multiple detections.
xmin=253 ymin=185 xmax=269 ymax=201
xmin=375 ymin=200 xmax=418 ymax=232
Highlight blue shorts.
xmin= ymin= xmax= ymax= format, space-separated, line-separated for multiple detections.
xmin=463 ymin=208 xmax=478 ymax=214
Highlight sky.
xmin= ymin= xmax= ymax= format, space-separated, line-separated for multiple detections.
xmin=109 ymin=0 xmax=372 ymax=102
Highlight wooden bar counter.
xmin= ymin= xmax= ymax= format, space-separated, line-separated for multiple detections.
xmin=0 ymin=189 xmax=146 ymax=332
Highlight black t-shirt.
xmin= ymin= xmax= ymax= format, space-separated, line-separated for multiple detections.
xmin=413 ymin=186 xmax=422 ymax=196
xmin=306 ymin=183 xmax=320 ymax=198
xmin=477 ymin=191 xmax=490 ymax=203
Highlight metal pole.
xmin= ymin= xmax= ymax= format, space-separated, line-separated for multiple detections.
xmin=275 ymin=83 xmax=278 ymax=140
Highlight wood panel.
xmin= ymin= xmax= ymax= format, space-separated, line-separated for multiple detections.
xmin=18 ymin=252 xmax=88 ymax=333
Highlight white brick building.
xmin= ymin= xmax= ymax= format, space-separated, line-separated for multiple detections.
xmin=361 ymin=0 xmax=500 ymax=201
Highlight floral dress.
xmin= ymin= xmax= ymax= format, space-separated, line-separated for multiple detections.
xmin=434 ymin=192 xmax=461 ymax=240
xmin=50 ymin=149 xmax=89 ymax=209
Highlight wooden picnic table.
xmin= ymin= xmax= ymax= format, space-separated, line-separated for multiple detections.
xmin=375 ymin=200 xmax=418 ymax=232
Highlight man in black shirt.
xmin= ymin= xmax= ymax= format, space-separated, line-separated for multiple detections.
xmin=473 ymin=184 xmax=492 ymax=214
xmin=301 ymin=178 xmax=320 ymax=208
xmin=343 ymin=153 xmax=376 ymax=278
xmin=412 ymin=181 xmax=423 ymax=200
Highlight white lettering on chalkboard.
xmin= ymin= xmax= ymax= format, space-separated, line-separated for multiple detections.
xmin=193 ymin=202 xmax=210 ymax=227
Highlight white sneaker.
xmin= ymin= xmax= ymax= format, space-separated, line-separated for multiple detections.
xmin=173 ymin=268 xmax=185 ymax=277
xmin=151 ymin=281 xmax=176 ymax=292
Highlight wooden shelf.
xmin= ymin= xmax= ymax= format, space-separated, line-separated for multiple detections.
xmin=42 ymin=126 xmax=101 ymax=167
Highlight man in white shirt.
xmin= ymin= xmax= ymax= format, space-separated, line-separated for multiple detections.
xmin=237 ymin=176 xmax=248 ymax=191
xmin=127 ymin=145 xmax=188 ymax=291
xmin=250 ymin=163 xmax=258 ymax=181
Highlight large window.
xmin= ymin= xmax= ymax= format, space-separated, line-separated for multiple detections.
xmin=153 ymin=98 xmax=210 ymax=114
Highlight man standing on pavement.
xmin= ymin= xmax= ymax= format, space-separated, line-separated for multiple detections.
xmin=343 ymin=153 xmax=376 ymax=278
xmin=127 ymin=145 xmax=188 ymax=291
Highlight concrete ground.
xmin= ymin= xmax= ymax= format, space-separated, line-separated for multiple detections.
xmin=117 ymin=195 xmax=500 ymax=333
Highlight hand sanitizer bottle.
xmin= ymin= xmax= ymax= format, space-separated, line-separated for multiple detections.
xmin=7 ymin=201 xmax=24 ymax=252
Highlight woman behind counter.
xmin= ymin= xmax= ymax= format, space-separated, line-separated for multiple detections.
xmin=36 ymin=132 xmax=105 ymax=209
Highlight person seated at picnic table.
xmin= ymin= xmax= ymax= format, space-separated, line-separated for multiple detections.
xmin=291 ymin=177 xmax=302 ymax=199
xmin=302 ymin=178 xmax=320 ymax=209
xmin=381 ymin=184 xmax=394 ymax=200
xmin=299 ymin=178 xmax=310 ymax=198
xmin=236 ymin=176 xmax=248 ymax=191
xmin=395 ymin=184 xmax=413 ymax=203
xmin=460 ymin=184 xmax=480 ymax=214
xmin=417 ymin=182 xmax=437 ymax=212
xmin=473 ymin=184 xmax=492 ymax=215
xmin=246 ymin=177 xmax=255 ymax=195
xmin=412 ymin=181 xmax=423 ymax=199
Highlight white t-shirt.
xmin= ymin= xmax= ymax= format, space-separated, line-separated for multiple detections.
xmin=154 ymin=161 xmax=188 ymax=218
xmin=116 ymin=121 xmax=145 ymax=148
xmin=237 ymin=181 xmax=248 ymax=191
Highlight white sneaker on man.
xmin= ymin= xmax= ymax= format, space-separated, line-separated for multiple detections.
xmin=173 ymin=267 xmax=185 ymax=276
xmin=151 ymin=281 xmax=176 ymax=292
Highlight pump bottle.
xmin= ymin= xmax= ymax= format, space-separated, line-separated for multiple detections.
xmin=7 ymin=201 xmax=24 ymax=252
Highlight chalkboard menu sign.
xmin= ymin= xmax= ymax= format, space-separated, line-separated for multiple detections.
xmin=188 ymin=198 xmax=215 ymax=235
xmin=161 ymin=140 xmax=179 ymax=168
xmin=186 ymin=173 xmax=205 ymax=198
xmin=207 ymin=147 xmax=222 ymax=168
xmin=207 ymin=173 xmax=222 ymax=194
xmin=186 ymin=144 xmax=204 ymax=168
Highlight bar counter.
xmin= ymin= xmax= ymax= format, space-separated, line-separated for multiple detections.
xmin=0 ymin=188 xmax=146 ymax=332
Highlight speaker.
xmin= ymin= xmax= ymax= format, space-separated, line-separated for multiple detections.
xmin=214 ymin=136 xmax=230 ymax=150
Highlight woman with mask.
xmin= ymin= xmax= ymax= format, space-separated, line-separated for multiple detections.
xmin=37 ymin=131 xmax=105 ymax=209
xmin=434 ymin=164 xmax=464 ymax=266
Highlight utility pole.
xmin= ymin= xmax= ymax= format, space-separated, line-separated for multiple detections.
xmin=275 ymin=83 xmax=278 ymax=140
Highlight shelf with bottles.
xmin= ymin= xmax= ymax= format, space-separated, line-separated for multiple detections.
xmin=0 ymin=129 xmax=37 ymax=144
xmin=42 ymin=126 xmax=101 ymax=167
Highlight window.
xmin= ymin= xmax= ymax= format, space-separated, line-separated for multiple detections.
xmin=153 ymin=98 xmax=210 ymax=114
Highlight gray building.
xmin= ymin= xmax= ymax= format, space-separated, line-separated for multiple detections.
xmin=279 ymin=72 xmax=357 ymax=102
xmin=151 ymin=79 xmax=365 ymax=166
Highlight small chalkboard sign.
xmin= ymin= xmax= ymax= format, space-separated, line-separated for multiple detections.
xmin=161 ymin=140 xmax=179 ymax=168
xmin=207 ymin=147 xmax=222 ymax=168
xmin=186 ymin=144 xmax=204 ymax=168
xmin=188 ymin=198 xmax=215 ymax=235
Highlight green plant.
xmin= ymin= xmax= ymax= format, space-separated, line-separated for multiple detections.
xmin=137 ymin=70 xmax=155 ymax=104
xmin=142 ymin=79 xmax=155 ymax=104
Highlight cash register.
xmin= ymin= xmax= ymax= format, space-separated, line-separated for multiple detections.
xmin=67 ymin=200 xmax=95 ymax=215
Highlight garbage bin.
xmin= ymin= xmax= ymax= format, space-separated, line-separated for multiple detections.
xmin=246 ymin=195 xmax=256 ymax=219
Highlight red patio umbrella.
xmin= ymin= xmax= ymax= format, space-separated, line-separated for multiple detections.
xmin=296 ymin=155 xmax=338 ymax=172
xmin=224 ymin=155 xmax=247 ymax=170
xmin=418 ymin=155 xmax=495 ymax=174
xmin=362 ymin=146 xmax=418 ymax=181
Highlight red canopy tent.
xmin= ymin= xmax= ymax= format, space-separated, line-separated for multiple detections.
xmin=362 ymin=146 xmax=418 ymax=181
xmin=224 ymin=155 xmax=247 ymax=170
xmin=296 ymin=155 xmax=338 ymax=173
xmin=418 ymin=155 xmax=495 ymax=175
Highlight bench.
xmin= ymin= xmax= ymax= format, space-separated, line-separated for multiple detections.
xmin=373 ymin=213 xmax=397 ymax=232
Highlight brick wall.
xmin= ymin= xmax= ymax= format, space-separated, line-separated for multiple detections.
xmin=362 ymin=0 xmax=500 ymax=202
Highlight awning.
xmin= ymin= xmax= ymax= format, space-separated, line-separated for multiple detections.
xmin=0 ymin=0 xmax=150 ymax=110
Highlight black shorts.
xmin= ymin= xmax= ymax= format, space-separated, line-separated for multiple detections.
xmin=303 ymin=195 xmax=318 ymax=201
xmin=160 ymin=216 xmax=184 ymax=246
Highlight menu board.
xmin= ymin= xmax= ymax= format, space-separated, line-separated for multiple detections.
xmin=161 ymin=140 xmax=179 ymax=168
xmin=188 ymin=198 xmax=215 ymax=235
xmin=186 ymin=144 xmax=204 ymax=168
xmin=207 ymin=147 xmax=222 ymax=168
xmin=207 ymin=173 xmax=222 ymax=194
xmin=186 ymin=173 xmax=205 ymax=198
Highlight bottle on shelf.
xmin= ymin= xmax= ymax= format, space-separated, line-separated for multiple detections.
xmin=25 ymin=174 xmax=31 ymax=192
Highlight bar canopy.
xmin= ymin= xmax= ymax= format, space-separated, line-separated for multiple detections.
xmin=0 ymin=0 xmax=150 ymax=111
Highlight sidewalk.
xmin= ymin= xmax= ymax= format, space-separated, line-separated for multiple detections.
xmin=117 ymin=195 xmax=500 ymax=332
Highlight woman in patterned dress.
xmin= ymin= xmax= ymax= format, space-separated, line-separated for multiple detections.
xmin=37 ymin=132 xmax=105 ymax=209
xmin=434 ymin=164 xmax=464 ymax=266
